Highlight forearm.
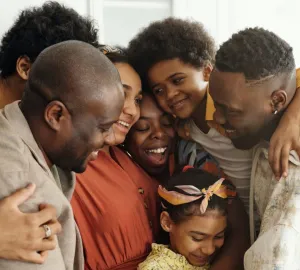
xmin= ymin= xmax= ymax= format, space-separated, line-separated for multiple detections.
xmin=210 ymin=198 xmax=250 ymax=270
xmin=281 ymin=86 xmax=300 ymax=124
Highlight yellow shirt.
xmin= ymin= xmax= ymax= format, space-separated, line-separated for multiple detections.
xmin=138 ymin=244 xmax=210 ymax=270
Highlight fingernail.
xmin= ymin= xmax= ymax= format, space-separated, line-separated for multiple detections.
xmin=26 ymin=183 xmax=33 ymax=189
xmin=275 ymin=176 xmax=280 ymax=181
xmin=282 ymin=172 xmax=288 ymax=178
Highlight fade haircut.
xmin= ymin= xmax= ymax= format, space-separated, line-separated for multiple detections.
xmin=215 ymin=27 xmax=295 ymax=84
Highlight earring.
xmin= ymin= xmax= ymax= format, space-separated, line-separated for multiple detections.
xmin=273 ymin=110 xmax=278 ymax=115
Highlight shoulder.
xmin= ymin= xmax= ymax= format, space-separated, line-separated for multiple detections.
xmin=0 ymin=110 xmax=28 ymax=173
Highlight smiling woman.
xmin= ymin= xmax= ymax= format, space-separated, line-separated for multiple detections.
xmin=71 ymin=46 xmax=167 ymax=270
xmin=125 ymin=93 xmax=175 ymax=178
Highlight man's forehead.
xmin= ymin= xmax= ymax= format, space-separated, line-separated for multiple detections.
xmin=210 ymin=70 xmax=248 ymax=105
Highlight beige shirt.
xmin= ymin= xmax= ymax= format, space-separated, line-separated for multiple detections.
xmin=245 ymin=143 xmax=300 ymax=269
xmin=0 ymin=102 xmax=84 ymax=269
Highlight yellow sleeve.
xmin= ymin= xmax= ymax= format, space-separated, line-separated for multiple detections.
xmin=297 ymin=68 xmax=300 ymax=88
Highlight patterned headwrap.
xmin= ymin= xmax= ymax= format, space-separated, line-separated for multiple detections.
xmin=99 ymin=45 xmax=123 ymax=55
xmin=158 ymin=166 xmax=236 ymax=214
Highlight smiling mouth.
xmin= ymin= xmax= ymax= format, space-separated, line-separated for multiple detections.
xmin=170 ymin=98 xmax=188 ymax=110
xmin=144 ymin=147 xmax=168 ymax=165
xmin=117 ymin=120 xmax=130 ymax=128
xmin=224 ymin=128 xmax=238 ymax=138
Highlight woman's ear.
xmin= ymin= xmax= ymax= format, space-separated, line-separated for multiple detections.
xmin=16 ymin=56 xmax=31 ymax=80
xmin=160 ymin=211 xmax=173 ymax=232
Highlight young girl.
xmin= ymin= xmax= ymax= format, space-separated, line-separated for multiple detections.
xmin=139 ymin=167 xmax=236 ymax=269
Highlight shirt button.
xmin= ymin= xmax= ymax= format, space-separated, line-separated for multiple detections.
xmin=144 ymin=202 xmax=148 ymax=209
xmin=138 ymin=188 xmax=144 ymax=194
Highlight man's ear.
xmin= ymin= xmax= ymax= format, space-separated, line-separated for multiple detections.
xmin=16 ymin=56 xmax=31 ymax=80
xmin=203 ymin=63 xmax=213 ymax=82
xmin=271 ymin=90 xmax=287 ymax=113
xmin=160 ymin=211 xmax=174 ymax=233
xmin=44 ymin=101 xmax=70 ymax=131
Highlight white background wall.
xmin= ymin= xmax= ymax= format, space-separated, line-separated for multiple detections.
xmin=0 ymin=0 xmax=299 ymax=66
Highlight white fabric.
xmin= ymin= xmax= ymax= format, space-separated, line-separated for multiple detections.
xmin=188 ymin=120 xmax=253 ymax=208
xmin=245 ymin=144 xmax=300 ymax=270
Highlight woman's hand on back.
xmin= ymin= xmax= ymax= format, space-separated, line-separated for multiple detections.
xmin=0 ymin=183 xmax=62 ymax=264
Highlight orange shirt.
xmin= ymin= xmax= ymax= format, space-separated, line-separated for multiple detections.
xmin=72 ymin=147 xmax=160 ymax=270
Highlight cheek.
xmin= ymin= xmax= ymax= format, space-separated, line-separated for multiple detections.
xmin=127 ymin=134 xmax=146 ymax=155
xmin=156 ymin=96 xmax=172 ymax=114
xmin=214 ymin=238 xmax=225 ymax=249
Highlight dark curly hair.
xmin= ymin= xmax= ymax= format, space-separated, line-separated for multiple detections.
xmin=215 ymin=27 xmax=295 ymax=82
xmin=0 ymin=1 xmax=99 ymax=78
xmin=127 ymin=17 xmax=216 ymax=89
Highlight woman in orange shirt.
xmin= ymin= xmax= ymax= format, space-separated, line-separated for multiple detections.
xmin=71 ymin=46 xmax=175 ymax=270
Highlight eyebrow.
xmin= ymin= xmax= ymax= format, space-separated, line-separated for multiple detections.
xmin=190 ymin=229 xmax=226 ymax=236
xmin=151 ymin=72 xmax=185 ymax=89
xmin=123 ymin=84 xmax=142 ymax=95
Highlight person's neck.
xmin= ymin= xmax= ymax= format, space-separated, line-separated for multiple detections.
xmin=262 ymin=114 xmax=282 ymax=142
xmin=191 ymin=83 xmax=210 ymax=134
xmin=0 ymin=76 xmax=24 ymax=109
xmin=101 ymin=145 xmax=111 ymax=157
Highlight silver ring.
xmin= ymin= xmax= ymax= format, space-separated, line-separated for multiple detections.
xmin=43 ymin=224 xmax=52 ymax=238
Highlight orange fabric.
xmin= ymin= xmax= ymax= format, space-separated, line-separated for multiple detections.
xmin=72 ymin=146 xmax=160 ymax=270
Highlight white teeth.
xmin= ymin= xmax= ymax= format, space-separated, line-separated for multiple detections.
xmin=118 ymin=120 xmax=130 ymax=127
xmin=146 ymin=147 xmax=167 ymax=154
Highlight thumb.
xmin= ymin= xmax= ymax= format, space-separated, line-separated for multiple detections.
xmin=5 ymin=183 xmax=36 ymax=207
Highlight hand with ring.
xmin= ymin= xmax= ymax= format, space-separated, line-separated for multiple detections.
xmin=0 ymin=183 xmax=62 ymax=264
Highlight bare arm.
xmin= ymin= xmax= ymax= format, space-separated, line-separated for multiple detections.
xmin=0 ymin=183 xmax=62 ymax=264
xmin=269 ymin=69 xmax=300 ymax=179
xmin=210 ymin=197 xmax=250 ymax=270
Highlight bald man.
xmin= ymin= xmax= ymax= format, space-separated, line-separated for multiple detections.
xmin=0 ymin=41 xmax=124 ymax=269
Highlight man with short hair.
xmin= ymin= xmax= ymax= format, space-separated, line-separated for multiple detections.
xmin=209 ymin=27 xmax=300 ymax=269
xmin=0 ymin=40 xmax=124 ymax=269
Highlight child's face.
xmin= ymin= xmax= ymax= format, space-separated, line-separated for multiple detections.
xmin=147 ymin=58 xmax=210 ymax=119
xmin=161 ymin=210 xmax=226 ymax=267
xmin=126 ymin=95 xmax=175 ymax=175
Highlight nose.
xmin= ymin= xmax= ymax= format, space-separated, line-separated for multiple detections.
xmin=151 ymin=125 xmax=165 ymax=140
xmin=123 ymin=99 xmax=138 ymax=118
xmin=201 ymin=241 xmax=216 ymax=256
xmin=213 ymin=108 xmax=226 ymax=125
xmin=103 ymin=126 xmax=117 ymax=146
xmin=166 ymin=86 xmax=179 ymax=101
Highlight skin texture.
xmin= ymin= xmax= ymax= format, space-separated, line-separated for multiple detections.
xmin=125 ymin=94 xmax=175 ymax=176
xmin=111 ymin=62 xmax=142 ymax=146
xmin=148 ymin=59 xmax=211 ymax=135
xmin=161 ymin=210 xmax=226 ymax=267
xmin=209 ymin=69 xmax=296 ymax=149
xmin=20 ymin=41 xmax=124 ymax=173
xmin=0 ymin=184 xmax=61 ymax=264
